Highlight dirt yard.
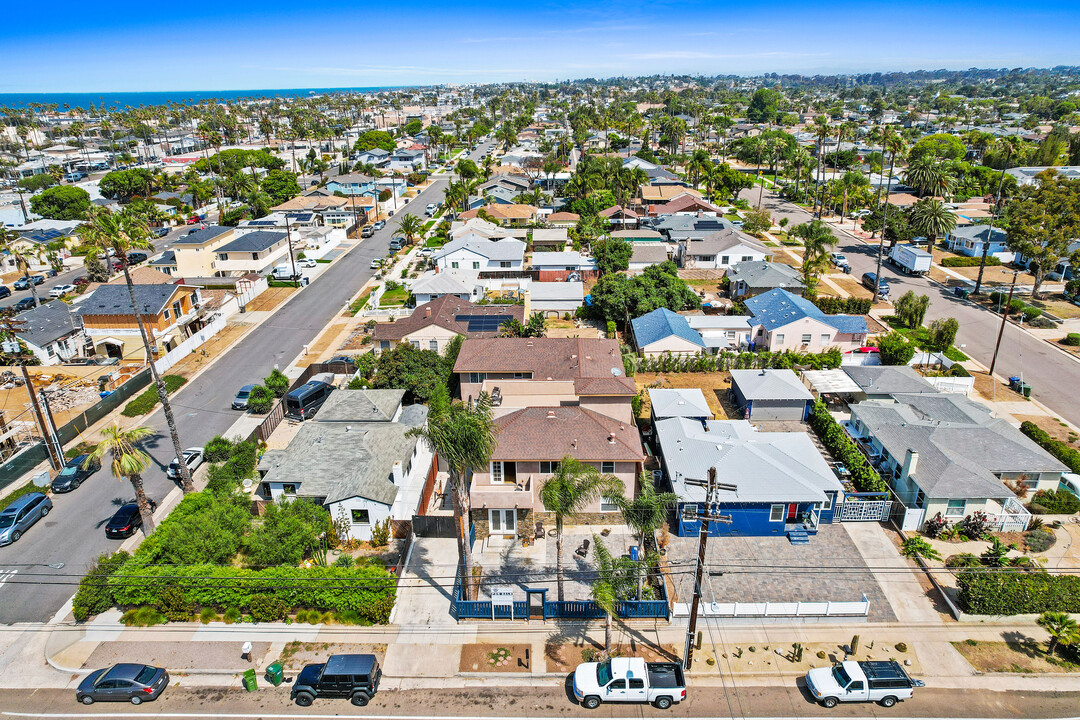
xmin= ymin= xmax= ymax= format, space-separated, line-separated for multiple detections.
xmin=692 ymin=639 xmax=920 ymax=675
xmin=167 ymin=322 xmax=251 ymax=379
xmin=635 ymin=371 xmax=738 ymax=419
xmin=930 ymin=248 xmax=1037 ymax=287
xmin=245 ymin=286 xmax=296 ymax=312
xmin=460 ymin=644 xmax=532 ymax=673
xmin=1014 ymin=414 xmax=1079 ymax=447
xmin=952 ymin=639 xmax=1080 ymax=673
xmin=970 ymin=370 xmax=1028 ymax=403
xmin=1030 ymin=295 xmax=1080 ymax=320
xmin=829 ymin=276 xmax=875 ymax=300
xmin=545 ymin=642 xmax=680 ymax=674
xmin=276 ymin=641 xmax=387 ymax=674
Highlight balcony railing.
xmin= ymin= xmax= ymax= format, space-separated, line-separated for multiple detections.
xmin=470 ymin=475 xmax=533 ymax=509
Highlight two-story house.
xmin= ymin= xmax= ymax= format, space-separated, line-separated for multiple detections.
xmin=77 ymin=283 xmax=201 ymax=359
xmin=214 ymin=230 xmax=292 ymax=276
xmin=433 ymin=236 xmax=526 ymax=277
xmin=325 ymin=173 xmax=377 ymax=196
xmin=13 ymin=301 xmax=86 ymax=365
xmin=373 ymin=296 xmax=524 ymax=354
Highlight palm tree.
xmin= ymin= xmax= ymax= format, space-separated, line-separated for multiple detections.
xmin=539 ymin=456 xmax=624 ymax=602
xmin=406 ymin=393 xmax=498 ymax=599
xmin=80 ymin=208 xmax=195 ymax=493
xmin=1037 ymin=611 xmax=1080 ymax=657
xmin=910 ymin=198 xmax=957 ymax=253
xmin=792 ymin=219 xmax=837 ymax=295
xmin=974 ymin=136 xmax=1022 ymax=295
xmin=904 ymin=156 xmax=954 ymax=199
xmin=788 ymin=146 xmax=812 ymax=203
xmin=590 ymin=535 xmax=634 ymax=653
xmin=395 ymin=213 xmax=425 ymax=246
xmin=869 ymin=127 xmax=907 ymax=297
xmin=86 ymin=423 xmax=157 ymax=534
xmin=611 ymin=472 xmax=677 ymax=598
xmin=837 ymin=171 xmax=870 ymax=226
xmin=811 ymin=117 xmax=831 ymax=215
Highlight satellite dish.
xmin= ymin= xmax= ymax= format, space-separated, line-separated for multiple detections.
xmin=611 ymin=367 xmax=622 ymax=376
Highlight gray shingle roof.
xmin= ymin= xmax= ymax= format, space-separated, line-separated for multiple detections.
xmin=730 ymin=369 xmax=813 ymax=401
xmin=77 ymin=284 xmax=184 ymax=316
xmin=842 ymin=365 xmax=936 ymax=395
xmin=14 ymin=301 xmax=81 ymax=349
xmin=215 ymin=230 xmax=288 ymax=253
xmin=726 ymin=261 xmax=804 ymax=290
xmin=173 ymin=225 xmax=232 ymax=245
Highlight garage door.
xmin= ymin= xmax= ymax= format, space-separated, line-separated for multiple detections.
xmin=749 ymin=400 xmax=804 ymax=421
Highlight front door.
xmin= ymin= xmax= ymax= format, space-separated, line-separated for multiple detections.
xmin=488 ymin=509 xmax=516 ymax=544
xmin=787 ymin=503 xmax=798 ymax=522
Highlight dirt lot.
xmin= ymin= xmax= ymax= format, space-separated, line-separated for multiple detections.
xmin=545 ymin=318 xmax=603 ymax=339
xmin=952 ymin=639 xmax=1080 ymax=673
xmin=635 ymin=371 xmax=738 ymax=420
xmin=245 ymin=286 xmax=296 ymax=312
xmin=828 ymin=275 xmax=876 ymax=300
xmin=460 ymin=643 xmax=532 ymax=673
xmin=0 ymin=364 xmax=132 ymax=429
xmin=971 ymin=369 xmax=1028 ymax=403
xmin=930 ymin=248 xmax=1037 ymax=287
xmin=1030 ymin=295 xmax=1080 ymax=320
xmin=276 ymin=641 xmax=387 ymax=674
xmin=545 ymin=642 xmax=679 ymax=673
xmin=1014 ymin=414 xmax=1079 ymax=447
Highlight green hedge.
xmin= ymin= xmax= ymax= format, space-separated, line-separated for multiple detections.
xmin=72 ymin=551 xmax=131 ymax=622
xmin=942 ymin=256 xmax=1002 ymax=267
xmin=108 ymin=563 xmax=396 ymax=623
xmin=812 ymin=296 xmax=873 ymax=315
xmin=958 ymin=571 xmax=1080 ymax=614
xmin=808 ymin=400 xmax=886 ymax=493
xmin=121 ymin=375 xmax=187 ymax=417
xmin=1020 ymin=421 xmax=1080 ymax=475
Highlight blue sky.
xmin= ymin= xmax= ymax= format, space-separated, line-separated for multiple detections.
xmin=3 ymin=0 xmax=1080 ymax=92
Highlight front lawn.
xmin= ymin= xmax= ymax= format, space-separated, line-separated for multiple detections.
xmin=882 ymin=316 xmax=969 ymax=361
xmin=379 ymin=285 xmax=411 ymax=307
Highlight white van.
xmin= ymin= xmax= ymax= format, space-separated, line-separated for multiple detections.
xmin=272 ymin=264 xmax=301 ymax=281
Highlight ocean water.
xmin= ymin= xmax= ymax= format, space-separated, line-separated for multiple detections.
xmin=0 ymin=86 xmax=402 ymax=111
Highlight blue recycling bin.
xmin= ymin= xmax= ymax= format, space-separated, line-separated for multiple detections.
xmin=629 ymin=546 xmax=639 ymax=561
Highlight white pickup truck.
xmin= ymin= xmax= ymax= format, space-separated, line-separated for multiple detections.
xmin=806 ymin=660 xmax=923 ymax=708
xmin=573 ymin=657 xmax=686 ymax=710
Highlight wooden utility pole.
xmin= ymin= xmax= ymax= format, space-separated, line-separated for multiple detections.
xmin=2 ymin=319 xmax=62 ymax=470
xmin=681 ymin=467 xmax=736 ymax=669
xmin=989 ymin=271 xmax=1020 ymax=377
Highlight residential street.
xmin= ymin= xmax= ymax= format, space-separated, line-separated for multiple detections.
xmin=0 ymin=171 xmax=463 ymax=624
xmin=0 ymin=684 xmax=1077 ymax=718
xmin=739 ymin=187 xmax=1080 ymax=428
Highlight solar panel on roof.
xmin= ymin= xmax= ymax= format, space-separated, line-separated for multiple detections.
xmin=458 ymin=314 xmax=511 ymax=332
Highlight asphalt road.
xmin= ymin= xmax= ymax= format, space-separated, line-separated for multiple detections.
xmin=0 ymin=683 xmax=1077 ymax=719
xmin=740 ymin=187 xmax=1080 ymax=429
xmin=0 ymin=162 xmax=468 ymax=623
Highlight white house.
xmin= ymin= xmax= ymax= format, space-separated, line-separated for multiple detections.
xmin=13 ymin=301 xmax=86 ymax=365
xmin=526 ymin=281 xmax=584 ymax=317
xmin=679 ymin=229 xmax=771 ymax=269
xmin=257 ymin=389 xmax=433 ymax=541
xmin=433 ymin=236 xmax=526 ymax=274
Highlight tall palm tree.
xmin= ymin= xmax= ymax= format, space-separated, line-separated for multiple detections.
xmin=80 ymin=208 xmax=195 ymax=493
xmin=869 ymin=127 xmax=906 ymax=297
xmin=395 ymin=212 xmax=425 ymax=246
xmin=837 ymin=171 xmax=869 ymax=226
xmin=611 ymin=472 xmax=677 ymax=598
xmin=811 ymin=117 xmax=831 ymax=215
xmin=539 ymin=456 xmax=624 ymax=602
xmin=792 ymin=219 xmax=837 ymax=295
xmin=590 ymin=535 xmax=634 ymax=653
xmin=86 ymin=423 xmax=157 ymax=534
xmin=910 ymin=198 xmax=957 ymax=253
xmin=788 ymin=146 xmax=812 ymax=203
xmin=406 ymin=393 xmax=498 ymax=599
xmin=904 ymin=156 xmax=954 ymax=199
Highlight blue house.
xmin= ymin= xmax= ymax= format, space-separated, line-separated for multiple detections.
xmin=630 ymin=308 xmax=705 ymax=357
xmin=325 ymin=173 xmax=377 ymax=197
xmin=745 ymin=288 xmax=869 ymax=353
xmin=945 ymin=225 xmax=1014 ymax=262
xmin=654 ymin=418 xmax=841 ymax=543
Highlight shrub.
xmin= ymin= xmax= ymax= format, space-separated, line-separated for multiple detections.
xmin=942 ymin=256 xmax=1002 ymax=267
xmin=808 ymin=400 xmax=885 ymax=493
xmin=250 ymin=593 xmax=288 ymax=622
xmin=1066 ymin=279 xmax=1080 ymax=297
xmin=874 ymin=331 xmax=916 ymax=366
xmin=246 ymin=385 xmax=274 ymax=414
xmin=200 ymin=607 xmax=219 ymax=624
xmin=923 ymin=513 xmax=948 ymax=538
xmin=242 ymin=498 xmax=333 ymax=568
xmin=1063 ymin=333 xmax=1080 ymax=347
xmin=203 ymin=435 xmax=232 ymax=463
xmin=1020 ymin=422 xmax=1080 ymax=475
xmin=945 ymin=553 xmax=981 ymax=569
xmin=121 ymin=375 xmax=187 ymax=417
xmin=72 ymin=551 xmax=131 ymax=621
xmin=1031 ymin=489 xmax=1080 ymax=515
xmin=264 ymin=369 xmax=290 ymax=398
xmin=955 ymin=511 xmax=991 ymax=539
xmin=370 ymin=518 xmax=391 ymax=548
xmin=895 ymin=642 xmax=908 ymax=653
xmin=121 ymin=607 xmax=166 ymax=626
xmin=134 ymin=490 xmax=252 ymax=565
xmin=156 ymin=585 xmax=194 ymax=622
xmin=958 ymin=571 xmax=1080 ymax=614
xmin=902 ymin=536 xmax=941 ymax=561
xmin=1025 ymin=528 xmax=1057 ymax=553
xmin=334 ymin=554 xmax=355 ymax=568
xmin=223 ymin=607 xmax=242 ymax=624
xmin=812 ymin=296 xmax=872 ymax=315
xmin=606 ymin=320 xmax=617 ymax=338
xmin=927 ymin=317 xmax=959 ymax=352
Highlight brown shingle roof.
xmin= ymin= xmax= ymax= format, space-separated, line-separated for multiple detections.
xmin=454 ymin=337 xmax=635 ymax=395
xmin=492 ymin=406 xmax=645 ymax=462
xmin=656 ymin=194 xmax=724 ymax=215
xmin=372 ymin=295 xmax=525 ymax=342
xmin=546 ymin=212 xmax=580 ymax=223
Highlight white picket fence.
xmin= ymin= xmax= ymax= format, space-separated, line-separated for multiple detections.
xmin=672 ymin=594 xmax=869 ymax=619
xmin=153 ymin=315 xmax=227 ymax=373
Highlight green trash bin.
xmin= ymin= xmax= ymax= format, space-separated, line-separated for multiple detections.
xmin=1021 ymin=383 xmax=1032 ymax=398
xmin=265 ymin=662 xmax=284 ymax=687
xmin=242 ymin=668 xmax=258 ymax=692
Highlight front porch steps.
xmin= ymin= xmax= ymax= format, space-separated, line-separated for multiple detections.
xmin=787 ymin=528 xmax=810 ymax=545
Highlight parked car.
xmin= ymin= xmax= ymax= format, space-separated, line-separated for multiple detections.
xmin=232 ymin=384 xmax=255 ymax=410
xmin=299 ymin=257 xmax=317 ymax=268
xmin=152 ymin=227 xmax=169 ymax=238
xmin=372 ymin=220 xmax=386 ymax=231
xmin=64 ymin=171 xmax=87 ymax=182
xmin=12 ymin=297 xmax=37 ymax=311
xmin=369 ymin=258 xmax=384 ymax=269
xmin=76 ymin=664 xmax=169 ymax=705
xmin=291 ymin=654 xmax=381 ymax=707
xmin=0 ymin=286 xmax=10 ymax=299
xmin=166 ymin=448 xmax=204 ymax=481
xmin=361 ymin=225 xmax=375 ymax=238
xmin=105 ymin=503 xmax=143 ymax=539
xmin=13 ymin=276 xmax=41 ymax=291
xmin=284 ymin=378 xmax=334 ymax=421
xmin=50 ymin=284 xmax=77 ymax=298
xmin=44 ymin=269 xmax=58 ymax=278
xmin=50 ymin=454 xmax=101 ymax=493
xmin=830 ymin=252 xmax=849 ymax=269
xmin=573 ymin=658 xmax=686 ymax=710
xmin=72 ymin=276 xmax=89 ymax=287
xmin=425 ymin=203 xmax=439 ymax=216
xmin=1059 ymin=472 xmax=1080 ymax=497
xmin=806 ymin=660 xmax=923 ymax=708
xmin=0 ymin=492 xmax=53 ymax=545
xmin=861 ymin=272 xmax=890 ymax=295
xmin=388 ymin=237 xmax=405 ymax=251
xmin=126 ymin=251 xmax=148 ymax=264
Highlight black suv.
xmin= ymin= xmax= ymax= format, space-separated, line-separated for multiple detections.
xmin=291 ymin=654 xmax=381 ymax=707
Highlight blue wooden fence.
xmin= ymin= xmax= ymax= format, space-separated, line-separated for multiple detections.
xmin=451 ymin=574 xmax=670 ymax=621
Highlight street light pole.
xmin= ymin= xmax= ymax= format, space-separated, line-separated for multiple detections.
xmin=284 ymin=216 xmax=298 ymax=283
xmin=681 ymin=467 xmax=735 ymax=670
xmin=989 ymin=271 xmax=1019 ymax=378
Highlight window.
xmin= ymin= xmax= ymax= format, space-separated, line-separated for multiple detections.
xmin=629 ymin=679 xmax=645 ymax=689
xmin=539 ymin=461 xmax=556 ymax=473
xmin=429 ymin=339 xmax=439 ymax=351
xmin=821 ymin=334 xmax=830 ymax=345
xmin=472 ymin=261 xmax=480 ymax=270
xmin=217 ymin=253 xmax=228 ymax=261
xmin=720 ymin=255 xmax=729 ymax=265
xmin=451 ymin=261 xmax=459 ymax=269
xmin=351 ymin=509 xmax=371 ymax=524
xmin=379 ymin=340 xmax=390 ymax=350
xmin=601 ymin=502 xmax=619 ymax=512
xmin=162 ymin=308 xmax=171 ymax=320
xmin=512 ymin=372 xmax=531 ymax=379
xmin=601 ymin=461 xmax=616 ymax=474
xmin=251 ymin=252 xmax=259 ymax=261
xmin=945 ymin=499 xmax=966 ymax=517
xmin=468 ymin=372 xmax=486 ymax=383
xmin=775 ymin=333 xmax=785 ymax=344
xmin=741 ymin=255 xmax=753 ymax=262
xmin=491 ymin=461 xmax=504 ymax=483
xmin=46 ymin=345 xmax=55 ymax=357
xmin=282 ymin=484 xmax=297 ymax=496
xmin=173 ymin=300 xmax=183 ymax=318
xmin=410 ymin=340 xmax=420 ymax=349
xmin=683 ymin=504 xmax=698 ymax=520
xmin=499 ymin=261 xmax=511 ymax=268
xmin=769 ymin=504 xmax=784 ymax=522
xmin=822 ymin=492 xmax=833 ymax=511
xmin=801 ymin=334 xmax=812 ymax=345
